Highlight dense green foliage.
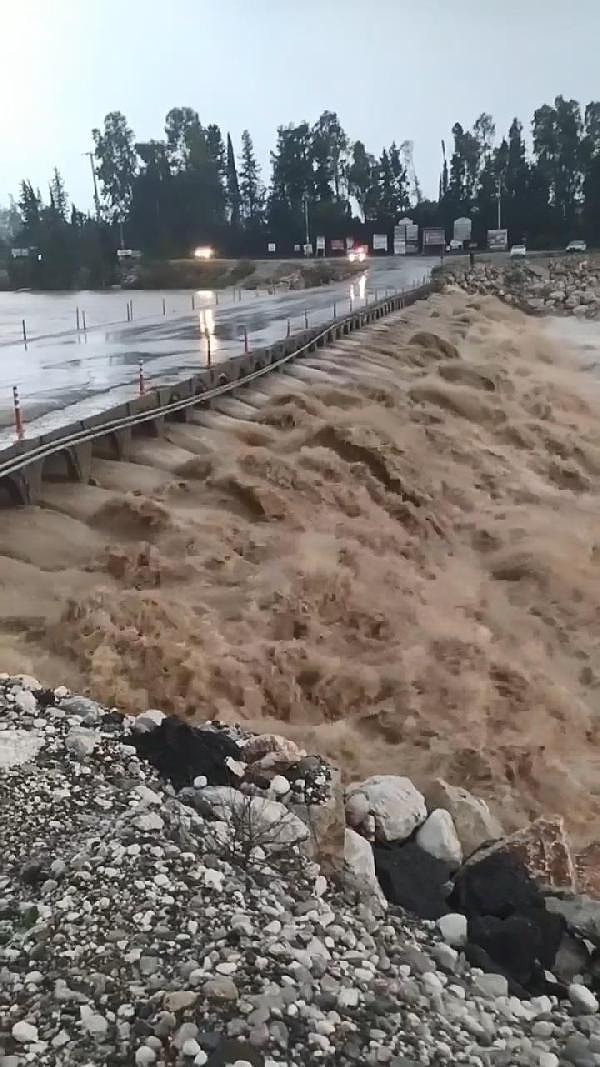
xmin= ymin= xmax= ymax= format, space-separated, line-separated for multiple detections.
xmin=4 ymin=96 xmax=600 ymax=288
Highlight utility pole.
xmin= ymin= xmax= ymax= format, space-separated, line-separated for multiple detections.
xmin=84 ymin=150 xmax=101 ymax=220
xmin=496 ymin=178 xmax=502 ymax=229
xmin=303 ymin=194 xmax=310 ymax=253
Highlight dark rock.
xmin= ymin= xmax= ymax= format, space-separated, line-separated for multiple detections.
xmin=19 ymin=861 xmax=47 ymax=887
xmin=373 ymin=840 xmax=453 ymax=919
xmin=132 ymin=718 xmax=241 ymax=789
xmin=207 ymin=1038 xmax=264 ymax=1066
xmin=451 ymin=852 xmax=543 ymax=918
xmin=451 ymin=851 xmax=565 ymax=996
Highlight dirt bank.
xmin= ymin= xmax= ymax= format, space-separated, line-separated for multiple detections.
xmin=121 ymin=256 xmax=364 ymax=291
xmin=2 ymin=290 xmax=600 ymax=843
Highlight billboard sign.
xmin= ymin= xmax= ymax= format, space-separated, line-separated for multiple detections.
xmin=453 ymin=217 xmax=472 ymax=242
xmin=487 ymin=228 xmax=508 ymax=251
xmin=423 ymin=227 xmax=445 ymax=248
xmin=267 ymin=242 xmax=276 ymax=253
xmin=373 ymin=233 xmax=388 ymax=252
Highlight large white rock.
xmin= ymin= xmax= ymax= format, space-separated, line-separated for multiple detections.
xmin=425 ymin=779 xmax=502 ymax=857
xmin=437 ymin=912 xmax=467 ymax=947
xmin=344 ymin=828 xmax=386 ymax=908
xmin=569 ymin=982 xmax=599 ymax=1014
xmin=416 ymin=809 xmax=463 ymax=868
xmin=345 ymin=775 xmax=426 ymax=843
xmin=0 ymin=730 xmax=43 ymax=770
xmin=199 ymin=786 xmax=309 ymax=851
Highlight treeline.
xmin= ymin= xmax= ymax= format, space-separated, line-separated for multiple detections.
xmin=4 ymin=95 xmax=600 ymax=288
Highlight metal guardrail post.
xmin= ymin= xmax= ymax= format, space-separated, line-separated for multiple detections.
xmin=162 ymin=297 xmax=166 ymax=316
xmin=13 ymin=386 xmax=24 ymax=441
xmin=22 ymin=320 xmax=27 ymax=348
xmin=243 ymin=326 xmax=249 ymax=354
xmin=139 ymin=361 xmax=145 ymax=397
xmin=205 ymin=329 xmax=212 ymax=367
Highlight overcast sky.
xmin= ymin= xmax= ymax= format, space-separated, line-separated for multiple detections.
xmin=3 ymin=0 xmax=600 ymax=211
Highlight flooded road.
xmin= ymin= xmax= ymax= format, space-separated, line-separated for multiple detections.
xmin=0 ymin=257 xmax=436 ymax=447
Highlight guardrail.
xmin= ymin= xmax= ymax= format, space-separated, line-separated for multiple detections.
xmin=0 ymin=280 xmax=432 ymax=499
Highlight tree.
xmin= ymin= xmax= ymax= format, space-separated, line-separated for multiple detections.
xmin=268 ymin=123 xmax=313 ymax=244
xmin=348 ymin=140 xmax=378 ymax=220
xmin=165 ymin=106 xmax=203 ymax=170
xmin=92 ymin=111 xmax=137 ymax=238
xmin=49 ymin=168 xmax=68 ymax=220
xmin=225 ymin=132 xmax=241 ymax=227
xmin=376 ymin=143 xmax=410 ymax=222
xmin=18 ymin=181 xmax=41 ymax=237
xmin=583 ymin=101 xmax=600 ymax=243
xmin=533 ymin=96 xmax=583 ymax=237
xmin=310 ymin=110 xmax=348 ymax=201
xmin=239 ymin=130 xmax=265 ymax=226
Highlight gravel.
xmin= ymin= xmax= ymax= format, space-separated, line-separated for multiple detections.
xmin=1 ymin=674 xmax=599 ymax=1066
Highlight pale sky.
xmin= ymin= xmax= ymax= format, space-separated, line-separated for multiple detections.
xmin=3 ymin=0 xmax=600 ymax=210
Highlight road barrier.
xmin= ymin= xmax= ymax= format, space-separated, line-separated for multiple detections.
xmin=0 ymin=278 xmax=431 ymax=505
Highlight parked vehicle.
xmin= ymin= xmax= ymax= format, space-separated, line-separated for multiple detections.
xmin=347 ymin=245 xmax=367 ymax=263
xmin=566 ymin=240 xmax=587 ymax=252
xmin=448 ymin=238 xmax=463 ymax=253
xmin=510 ymin=244 xmax=527 ymax=258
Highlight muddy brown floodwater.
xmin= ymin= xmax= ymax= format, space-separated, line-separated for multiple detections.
xmin=2 ymin=288 xmax=600 ymax=844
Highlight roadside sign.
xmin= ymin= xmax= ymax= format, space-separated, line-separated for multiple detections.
xmin=345 ymin=237 xmax=354 ymax=250
xmin=373 ymin=233 xmax=388 ymax=252
xmin=316 ymin=235 xmax=325 ymax=252
xmin=267 ymin=242 xmax=276 ymax=253
xmin=453 ymin=217 xmax=472 ymax=242
xmin=330 ymin=239 xmax=344 ymax=252
xmin=487 ymin=228 xmax=508 ymax=251
xmin=393 ymin=238 xmax=406 ymax=255
xmin=293 ymin=243 xmax=301 ymax=252
xmin=303 ymin=243 xmax=313 ymax=256
xmin=423 ymin=227 xmax=445 ymax=248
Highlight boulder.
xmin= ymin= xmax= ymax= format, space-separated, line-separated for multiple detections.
xmin=133 ymin=718 xmax=242 ymax=789
xmin=463 ymin=816 xmax=576 ymax=892
xmin=425 ymin=779 xmax=502 ymax=857
xmin=437 ymin=912 xmax=467 ymax=947
xmin=344 ymin=828 xmax=387 ymax=909
xmin=416 ymin=809 xmax=463 ymax=869
xmin=553 ymin=931 xmax=591 ymax=982
xmin=569 ymin=983 xmax=599 ymax=1014
xmin=199 ymin=786 xmax=310 ymax=852
xmin=291 ymin=767 xmax=346 ymax=873
xmin=546 ymin=895 xmax=600 ymax=946
xmin=345 ymin=775 xmax=426 ymax=843
xmin=242 ymin=733 xmax=305 ymax=764
xmin=374 ymin=840 xmax=453 ymax=919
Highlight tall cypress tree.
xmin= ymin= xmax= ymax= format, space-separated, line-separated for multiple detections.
xmin=226 ymin=132 xmax=241 ymax=227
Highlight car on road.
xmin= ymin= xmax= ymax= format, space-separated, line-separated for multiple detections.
xmin=347 ymin=245 xmax=367 ymax=263
xmin=510 ymin=244 xmax=527 ymax=258
xmin=566 ymin=240 xmax=587 ymax=253
xmin=447 ymin=239 xmax=464 ymax=253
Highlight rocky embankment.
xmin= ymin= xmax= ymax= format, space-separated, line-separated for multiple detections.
xmin=3 ymin=677 xmax=600 ymax=1066
xmin=440 ymin=256 xmax=600 ymax=318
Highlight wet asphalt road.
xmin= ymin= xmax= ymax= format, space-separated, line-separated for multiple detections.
xmin=0 ymin=257 xmax=437 ymax=447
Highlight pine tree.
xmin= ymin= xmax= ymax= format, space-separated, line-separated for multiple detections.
xmin=225 ymin=133 xmax=241 ymax=227
xmin=49 ymin=167 xmax=68 ymax=220
xmin=239 ymin=129 xmax=265 ymax=225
